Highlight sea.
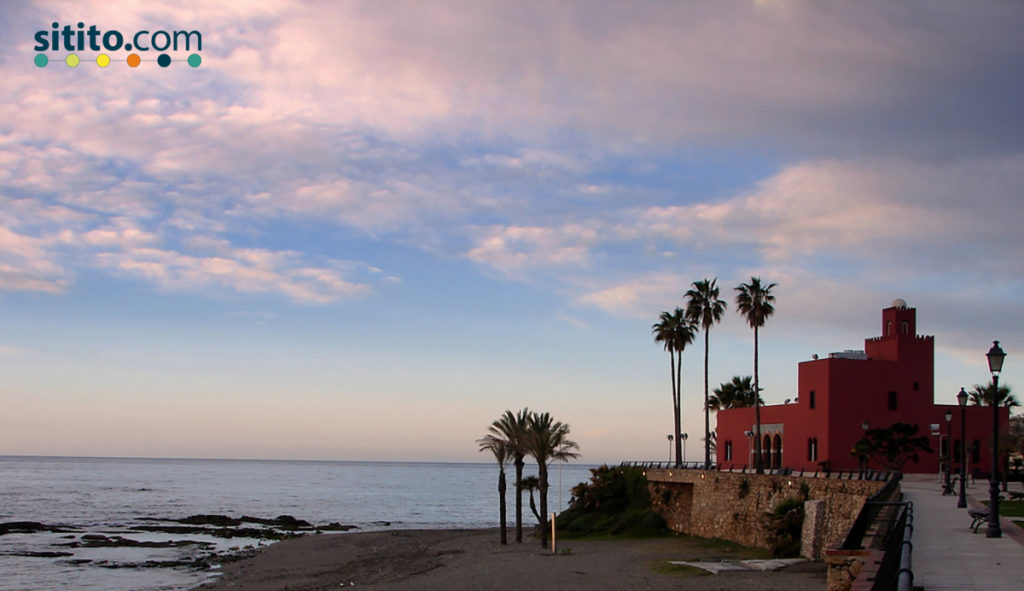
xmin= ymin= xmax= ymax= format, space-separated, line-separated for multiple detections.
xmin=0 ymin=456 xmax=599 ymax=591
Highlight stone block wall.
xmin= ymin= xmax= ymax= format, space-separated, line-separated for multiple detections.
xmin=646 ymin=469 xmax=887 ymax=558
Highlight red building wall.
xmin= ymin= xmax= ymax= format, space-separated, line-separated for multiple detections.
xmin=715 ymin=303 xmax=1009 ymax=474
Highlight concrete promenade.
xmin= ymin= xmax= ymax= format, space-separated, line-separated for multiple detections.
xmin=900 ymin=474 xmax=1024 ymax=590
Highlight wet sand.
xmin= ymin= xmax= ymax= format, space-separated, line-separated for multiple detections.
xmin=194 ymin=528 xmax=825 ymax=590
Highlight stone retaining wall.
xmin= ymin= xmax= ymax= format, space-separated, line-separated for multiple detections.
xmin=645 ymin=469 xmax=887 ymax=558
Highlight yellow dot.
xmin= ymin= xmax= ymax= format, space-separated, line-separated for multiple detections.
xmin=96 ymin=54 xmax=110 ymax=68
xmin=66 ymin=54 xmax=80 ymax=68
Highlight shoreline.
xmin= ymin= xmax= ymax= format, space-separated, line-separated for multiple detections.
xmin=192 ymin=527 xmax=826 ymax=590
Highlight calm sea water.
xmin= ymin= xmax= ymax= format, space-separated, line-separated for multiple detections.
xmin=0 ymin=456 xmax=597 ymax=591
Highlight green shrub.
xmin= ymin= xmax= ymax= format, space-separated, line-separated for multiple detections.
xmin=555 ymin=465 xmax=667 ymax=538
xmin=762 ymin=497 xmax=804 ymax=557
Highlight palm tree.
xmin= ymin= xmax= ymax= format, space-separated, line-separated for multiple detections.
xmin=524 ymin=411 xmax=579 ymax=548
xmin=652 ymin=308 xmax=696 ymax=466
xmin=707 ymin=375 xmax=763 ymax=410
xmin=488 ymin=408 xmax=531 ymax=543
xmin=477 ymin=434 xmax=511 ymax=544
xmin=968 ymin=383 xmax=1019 ymax=492
xmin=685 ymin=278 xmax=727 ymax=467
xmin=735 ymin=277 xmax=777 ymax=474
xmin=967 ymin=383 xmax=1019 ymax=408
xmin=521 ymin=475 xmax=543 ymax=522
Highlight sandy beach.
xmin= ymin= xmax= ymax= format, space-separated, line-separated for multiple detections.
xmin=194 ymin=528 xmax=825 ymax=590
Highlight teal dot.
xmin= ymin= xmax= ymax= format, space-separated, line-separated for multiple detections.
xmin=157 ymin=54 xmax=171 ymax=67
xmin=34 ymin=54 xmax=48 ymax=67
xmin=187 ymin=53 xmax=201 ymax=68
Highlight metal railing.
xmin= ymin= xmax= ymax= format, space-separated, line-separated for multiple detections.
xmin=837 ymin=472 xmax=912 ymax=591
xmin=621 ymin=461 xmax=897 ymax=481
xmin=866 ymin=501 xmax=913 ymax=591
xmin=841 ymin=474 xmax=903 ymax=549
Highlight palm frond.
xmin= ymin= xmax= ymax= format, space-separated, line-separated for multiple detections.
xmin=734 ymin=276 xmax=777 ymax=329
xmin=684 ymin=277 xmax=727 ymax=329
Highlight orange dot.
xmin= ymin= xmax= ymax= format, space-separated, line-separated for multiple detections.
xmin=127 ymin=54 xmax=141 ymax=67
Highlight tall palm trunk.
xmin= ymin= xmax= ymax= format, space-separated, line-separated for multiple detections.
xmin=703 ymin=328 xmax=710 ymax=468
xmin=498 ymin=468 xmax=507 ymax=545
xmin=538 ymin=462 xmax=550 ymax=548
xmin=513 ymin=456 xmax=524 ymax=543
xmin=753 ymin=325 xmax=763 ymax=474
xmin=667 ymin=349 xmax=679 ymax=467
xmin=675 ymin=351 xmax=683 ymax=466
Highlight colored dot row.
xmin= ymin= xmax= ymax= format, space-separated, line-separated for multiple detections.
xmin=34 ymin=53 xmax=202 ymax=68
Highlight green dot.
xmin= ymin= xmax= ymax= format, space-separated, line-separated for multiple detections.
xmin=66 ymin=54 xmax=80 ymax=68
xmin=34 ymin=54 xmax=48 ymax=67
xmin=187 ymin=53 xmax=201 ymax=68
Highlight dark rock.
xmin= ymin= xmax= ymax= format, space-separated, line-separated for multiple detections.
xmin=78 ymin=535 xmax=214 ymax=549
xmin=240 ymin=515 xmax=313 ymax=529
xmin=5 ymin=551 xmax=74 ymax=558
xmin=129 ymin=524 xmax=299 ymax=540
xmin=178 ymin=514 xmax=243 ymax=527
xmin=0 ymin=521 xmax=76 ymax=535
xmin=273 ymin=515 xmax=312 ymax=529
xmin=319 ymin=522 xmax=358 ymax=531
xmin=59 ymin=533 xmax=214 ymax=549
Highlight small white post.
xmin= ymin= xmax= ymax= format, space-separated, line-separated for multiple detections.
xmin=550 ymin=512 xmax=556 ymax=554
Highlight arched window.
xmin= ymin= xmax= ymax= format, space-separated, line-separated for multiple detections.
xmin=901 ymin=321 xmax=909 ymax=334
xmin=724 ymin=440 xmax=733 ymax=461
xmin=886 ymin=320 xmax=892 ymax=336
xmin=773 ymin=434 xmax=783 ymax=469
xmin=971 ymin=440 xmax=981 ymax=464
xmin=762 ymin=434 xmax=772 ymax=468
xmin=953 ymin=439 xmax=962 ymax=464
xmin=807 ymin=437 xmax=818 ymax=462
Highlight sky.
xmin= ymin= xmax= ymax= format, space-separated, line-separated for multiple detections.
xmin=2 ymin=0 xmax=1023 ymax=464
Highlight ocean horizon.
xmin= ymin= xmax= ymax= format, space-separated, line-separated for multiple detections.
xmin=0 ymin=455 xmax=601 ymax=591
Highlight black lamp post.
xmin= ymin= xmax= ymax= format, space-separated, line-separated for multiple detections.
xmin=986 ymin=340 xmax=1005 ymax=538
xmin=957 ymin=387 xmax=968 ymax=508
xmin=944 ymin=408 xmax=953 ymax=491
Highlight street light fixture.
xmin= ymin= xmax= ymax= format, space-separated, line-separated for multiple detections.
xmin=985 ymin=340 xmax=1005 ymax=538
xmin=681 ymin=433 xmax=688 ymax=464
xmin=666 ymin=434 xmax=673 ymax=464
xmin=944 ymin=409 xmax=952 ymax=492
xmin=957 ymin=387 xmax=968 ymax=508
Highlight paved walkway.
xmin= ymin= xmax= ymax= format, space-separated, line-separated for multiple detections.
xmin=901 ymin=474 xmax=1024 ymax=590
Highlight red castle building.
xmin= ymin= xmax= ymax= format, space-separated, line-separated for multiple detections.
xmin=715 ymin=300 xmax=1009 ymax=474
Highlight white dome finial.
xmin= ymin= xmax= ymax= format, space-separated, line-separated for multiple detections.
xmin=891 ymin=298 xmax=908 ymax=308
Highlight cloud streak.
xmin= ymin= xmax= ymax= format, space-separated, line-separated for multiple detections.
xmin=3 ymin=0 xmax=1023 ymax=315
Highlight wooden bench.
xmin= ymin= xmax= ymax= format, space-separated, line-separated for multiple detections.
xmin=968 ymin=508 xmax=989 ymax=533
